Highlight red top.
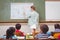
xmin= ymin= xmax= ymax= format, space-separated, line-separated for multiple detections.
xmin=58 ymin=35 xmax=60 ymax=40
xmin=15 ymin=30 xmax=25 ymax=36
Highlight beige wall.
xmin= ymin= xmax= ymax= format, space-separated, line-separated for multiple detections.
xmin=0 ymin=23 xmax=32 ymax=36
xmin=0 ymin=23 xmax=60 ymax=36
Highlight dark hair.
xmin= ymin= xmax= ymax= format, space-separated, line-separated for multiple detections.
xmin=31 ymin=6 xmax=35 ymax=10
xmin=54 ymin=24 xmax=60 ymax=29
xmin=40 ymin=24 xmax=49 ymax=34
xmin=6 ymin=27 xmax=15 ymax=39
xmin=15 ymin=23 xmax=21 ymax=30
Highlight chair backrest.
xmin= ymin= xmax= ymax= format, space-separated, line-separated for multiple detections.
xmin=0 ymin=38 xmax=2 ymax=40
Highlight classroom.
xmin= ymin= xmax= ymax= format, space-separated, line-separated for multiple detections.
xmin=0 ymin=0 xmax=60 ymax=40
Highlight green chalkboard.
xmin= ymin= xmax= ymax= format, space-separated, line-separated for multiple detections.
xmin=0 ymin=0 xmax=45 ymax=23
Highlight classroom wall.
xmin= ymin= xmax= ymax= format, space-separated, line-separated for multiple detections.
xmin=0 ymin=23 xmax=58 ymax=36
xmin=45 ymin=1 xmax=60 ymax=21
xmin=0 ymin=0 xmax=60 ymax=36
xmin=0 ymin=0 xmax=45 ymax=22
xmin=0 ymin=23 xmax=40 ymax=36
xmin=0 ymin=0 xmax=45 ymax=36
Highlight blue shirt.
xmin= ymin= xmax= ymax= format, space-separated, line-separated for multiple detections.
xmin=47 ymin=32 xmax=51 ymax=37
xmin=0 ymin=35 xmax=18 ymax=40
xmin=54 ymin=29 xmax=60 ymax=32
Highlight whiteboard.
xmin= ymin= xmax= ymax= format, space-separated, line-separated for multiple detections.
xmin=45 ymin=1 xmax=60 ymax=21
xmin=10 ymin=3 xmax=33 ymax=19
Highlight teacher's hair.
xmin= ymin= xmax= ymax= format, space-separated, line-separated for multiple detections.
xmin=31 ymin=6 xmax=35 ymax=10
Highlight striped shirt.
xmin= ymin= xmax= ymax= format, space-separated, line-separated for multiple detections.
xmin=35 ymin=33 xmax=48 ymax=39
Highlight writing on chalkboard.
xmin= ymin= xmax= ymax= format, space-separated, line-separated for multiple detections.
xmin=11 ymin=3 xmax=33 ymax=19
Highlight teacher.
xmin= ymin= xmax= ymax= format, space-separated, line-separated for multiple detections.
xmin=28 ymin=6 xmax=39 ymax=30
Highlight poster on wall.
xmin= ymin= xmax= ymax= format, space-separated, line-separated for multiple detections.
xmin=10 ymin=3 xmax=33 ymax=19
xmin=45 ymin=1 xmax=60 ymax=21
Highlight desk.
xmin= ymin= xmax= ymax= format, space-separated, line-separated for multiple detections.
xmin=0 ymin=38 xmax=57 ymax=40
xmin=18 ymin=38 xmax=57 ymax=40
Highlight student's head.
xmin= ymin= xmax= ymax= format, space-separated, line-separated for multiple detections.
xmin=15 ymin=23 xmax=21 ymax=30
xmin=31 ymin=6 xmax=35 ymax=11
xmin=9 ymin=27 xmax=15 ymax=33
xmin=54 ymin=24 xmax=60 ymax=29
xmin=6 ymin=27 xmax=15 ymax=39
xmin=40 ymin=24 xmax=49 ymax=34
